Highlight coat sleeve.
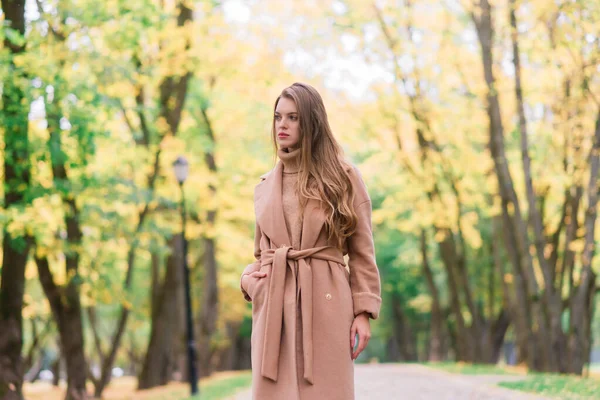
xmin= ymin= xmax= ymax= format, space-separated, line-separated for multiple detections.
xmin=240 ymin=222 xmax=262 ymax=302
xmin=347 ymin=167 xmax=382 ymax=320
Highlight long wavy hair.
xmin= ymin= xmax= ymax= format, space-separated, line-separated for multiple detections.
xmin=272 ymin=82 xmax=357 ymax=249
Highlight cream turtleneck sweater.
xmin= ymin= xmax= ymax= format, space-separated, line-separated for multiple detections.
xmin=277 ymin=147 xmax=303 ymax=249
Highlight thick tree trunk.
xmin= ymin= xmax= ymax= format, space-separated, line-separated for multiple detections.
xmin=138 ymin=235 xmax=184 ymax=389
xmin=61 ymin=311 xmax=88 ymax=400
xmin=0 ymin=1 xmax=30 ymax=398
xmin=35 ymin=257 xmax=88 ymax=400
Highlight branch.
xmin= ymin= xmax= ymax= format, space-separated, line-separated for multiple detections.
xmin=134 ymin=83 xmax=151 ymax=146
xmin=35 ymin=0 xmax=66 ymax=41
xmin=24 ymin=317 xmax=52 ymax=371
xmin=34 ymin=254 xmax=63 ymax=318
xmin=87 ymin=307 xmax=106 ymax=364
xmin=548 ymin=191 xmax=568 ymax=281
xmin=87 ymin=364 xmax=99 ymax=388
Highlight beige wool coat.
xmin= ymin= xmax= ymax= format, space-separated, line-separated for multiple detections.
xmin=240 ymin=160 xmax=382 ymax=400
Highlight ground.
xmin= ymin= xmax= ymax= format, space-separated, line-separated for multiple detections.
xmin=227 ymin=364 xmax=551 ymax=400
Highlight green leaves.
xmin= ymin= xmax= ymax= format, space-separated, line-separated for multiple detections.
xmin=3 ymin=26 xmax=26 ymax=48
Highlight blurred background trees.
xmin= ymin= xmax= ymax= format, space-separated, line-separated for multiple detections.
xmin=0 ymin=0 xmax=599 ymax=398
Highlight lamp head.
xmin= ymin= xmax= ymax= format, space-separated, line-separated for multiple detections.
xmin=173 ymin=156 xmax=189 ymax=184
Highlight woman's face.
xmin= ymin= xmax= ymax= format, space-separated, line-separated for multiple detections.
xmin=274 ymin=97 xmax=300 ymax=149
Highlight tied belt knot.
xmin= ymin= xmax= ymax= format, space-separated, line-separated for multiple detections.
xmin=259 ymin=245 xmax=345 ymax=385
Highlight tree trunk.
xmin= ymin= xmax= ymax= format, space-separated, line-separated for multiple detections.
xmin=93 ymin=3 xmax=193 ymax=395
xmin=213 ymin=321 xmax=245 ymax=371
xmin=420 ymin=231 xmax=445 ymax=361
xmin=195 ymin=98 xmax=220 ymax=378
xmin=226 ymin=319 xmax=252 ymax=371
xmin=138 ymin=235 xmax=185 ymax=389
xmin=472 ymin=0 xmax=547 ymax=370
xmin=23 ymin=319 xmax=51 ymax=382
xmin=488 ymin=310 xmax=511 ymax=363
xmin=390 ymin=293 xmax=418 ymax=361
xmin=0 ymin=1 xmax=30 ymax=398
xmin=34 ymin=75 xmax=89 ymax=400
xmin=491 ymin=214 xmax=527 ymax=364
xmin=374 ymin=0 xmax=487 ymax=364
xmin=35 ymin=257 xmax=88 ymax=400
xmin=509 ymin=0 xmax=563 ymax=372
xmin=436 ymin=231 xmax=472 ymax=361
xmin=51 ymin=355 xmax=61 ymax=387
xmin=567 ymin=108 xmax=600 ymax=373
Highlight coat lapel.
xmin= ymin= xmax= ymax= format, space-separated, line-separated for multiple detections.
xmin=255 ymin=161 xmax=327 ymax=250
xmin=300 ymin=197 xmax=325 ymax=249
xmin=255 ymin=161 xmax=292 ymax=247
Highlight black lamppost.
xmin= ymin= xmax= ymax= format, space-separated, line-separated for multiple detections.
xmin=173 ymin=156 xmax=199 ymax=396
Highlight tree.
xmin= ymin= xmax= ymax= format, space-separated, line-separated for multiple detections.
xmin=471 ymin=0 xmax=600 ymax=372
xmin=0 ymin=1 xmax=32 ymax=398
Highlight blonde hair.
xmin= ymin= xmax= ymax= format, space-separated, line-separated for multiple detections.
xmin=272 ymin=82 xmax=357 ymax=249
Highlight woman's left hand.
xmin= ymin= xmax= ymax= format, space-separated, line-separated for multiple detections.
xmin=350 ymin=312 xmax=371 ymax=360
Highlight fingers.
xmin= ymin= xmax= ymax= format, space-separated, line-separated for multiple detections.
xmin=352 ymin=334 xmax=364 ymax=360
xmin=350 ymin=323 xmax=357 ymax=350
xmin=241 ymin=270 xmax=267 ymax=292
xmin=351 ymin=334 xmax=360 ymax=360
xmin=250 ymin=271 xmax=267 ymax=278
xmin=351 ymin=330 xmax=371 ymax=360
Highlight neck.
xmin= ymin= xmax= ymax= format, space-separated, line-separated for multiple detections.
xmin=278 ymin=146 xmax=301 ymax=174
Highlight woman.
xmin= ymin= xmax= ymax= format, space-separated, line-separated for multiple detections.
xmin=239 ymin=82 xmax=382 ymax=400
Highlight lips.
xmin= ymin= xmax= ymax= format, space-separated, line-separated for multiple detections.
xmin=278 ymin=133 xmax=289 ymax=138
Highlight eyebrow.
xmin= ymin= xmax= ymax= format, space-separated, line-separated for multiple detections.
xmin=274 ymin=111 xmax=298 ymax=115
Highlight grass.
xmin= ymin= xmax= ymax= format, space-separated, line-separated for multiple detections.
xmin=425 ymin=362 xmax=600 ymax=399
xmin=498 ymin=373 xmax=600 ymax=400
xmin=23 ymin=370 xmax=252 ymax=400
xmin=188 ymin=372 xmax=252 ymax=400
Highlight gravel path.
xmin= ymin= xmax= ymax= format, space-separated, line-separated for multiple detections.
xmin=227 ymin=363 xmax=551 ymax=400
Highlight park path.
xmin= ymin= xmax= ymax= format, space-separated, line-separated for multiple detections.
xmin=227 ymin=363 xmax=551 ymax=400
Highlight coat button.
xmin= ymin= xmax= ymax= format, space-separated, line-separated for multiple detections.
xmin=325 ymin=293 xmax=332 ymax=300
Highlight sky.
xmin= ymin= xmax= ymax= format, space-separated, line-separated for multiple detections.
xmin=221 ymin=0 xmax=393 ymax=102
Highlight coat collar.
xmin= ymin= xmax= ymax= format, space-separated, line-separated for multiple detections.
xmin=255 ymin=161 xmax=326 ymax=249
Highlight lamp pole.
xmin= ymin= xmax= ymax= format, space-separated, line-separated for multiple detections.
xmin=173 ymin=156 xmax=199 ymax=396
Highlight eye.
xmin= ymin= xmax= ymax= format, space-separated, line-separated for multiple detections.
xmin=290 ymin=115 xmax=298 ymax=121
xmin=274 ymin=115 xmax=281 ymax=120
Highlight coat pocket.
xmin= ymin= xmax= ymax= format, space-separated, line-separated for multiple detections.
xmin=249 ymin=265 xmax=271 ymax=302
xmin=247 ymin=275 xmax=266 ymax=302
xmin=247 ymin=277 xmax=259 ymax=300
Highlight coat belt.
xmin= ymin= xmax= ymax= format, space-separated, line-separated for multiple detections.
xmin=259 ymin=245 xmax=345 ymax=385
